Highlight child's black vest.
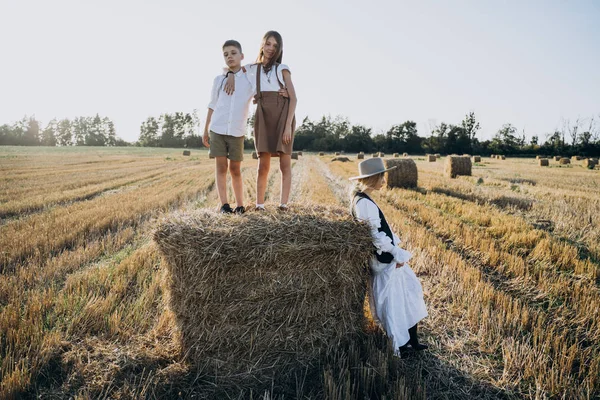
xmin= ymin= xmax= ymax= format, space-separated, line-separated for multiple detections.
xmin=351 ymin=192 xmax=395 ymax=263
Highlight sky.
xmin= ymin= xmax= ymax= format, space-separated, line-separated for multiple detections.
xmin=1 ymin=0 xmax=599 ymax=143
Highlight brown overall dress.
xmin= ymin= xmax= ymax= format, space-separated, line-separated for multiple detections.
xmin=253 ymin=64 xmax=296 ymax=156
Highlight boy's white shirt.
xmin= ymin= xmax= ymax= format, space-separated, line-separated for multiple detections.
xmin=207 ymin=68 xmax=254 ymax=137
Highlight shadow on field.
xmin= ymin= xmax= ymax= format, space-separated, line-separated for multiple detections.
xmin=29 ymin=330 xmax=513 ymax=399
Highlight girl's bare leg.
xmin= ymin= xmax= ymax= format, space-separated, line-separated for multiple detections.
xmin=256 ymin=153 xmax=271 ymax=204
xmin=279 ymin=154 xmax=292 ymax=205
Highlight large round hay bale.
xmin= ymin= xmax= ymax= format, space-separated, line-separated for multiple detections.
xmin=153 ymin=206 xmax=372 ymax=393
xmin=445 ymin=155 xmax=472 ymax=178
xmin=490 ymin=154 xmax=495 ymax=159
xmin=403 ymin=152 xmax=408 ymax=157
xmin=291 ymin=152 xmax=299 ymax=160
xmin=371 ymin=153 xmax=378 ymax=158
xmin=357 ymin=153 xmax=364 ymax=159
xmin=539 ymin=158 xmax=549 ymax=166
xmin=378 ymin=152 xmax=385 ymax=157
xmin=331 ymin=156 xmax=350 ymax=162
xmin=427 ymin=155 xmax=436 ymax=162
xmin=554 ymin=156 xmax=561 ymax=161
xmin=319 ymin=152 xmax=325 ymax=156
xmin=384 ymin=158 xmax=418 ymax=189
xmin=252 ymin=151 xmax=258 ymax=159
xmin=393 ymin=153 xmax=400 ymax=158
xmin=183 ymin=150 xmax=191 ymax=156
xmin=559 ymin=158 xmax=570 ymax=165
xmin=582 ymin=158 xmax=597 ymax=169
xmin=472 ymin=156 xmax=481 ymax=163
xmin=500 ymin=155 xmax=506 ymax=160
xmin=335 ymin=152 xmax=341 ymax=156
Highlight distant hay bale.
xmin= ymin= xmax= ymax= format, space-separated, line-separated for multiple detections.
xmin=384 ymin=158 xmax=418 ymax=189
xmin=434 ymin=153 xmax=441 ymax=158
xmin=252 ymin=151 xmax=258 ymax=160
xmin=572 ymin=156 xmax=583 ymax=161
xmin=445 ymin=156 xmax=472 ymax=178
xmin=357 ymin=153 xmax=364 ymax=159
xmin=491 ymin=154 xmax=495 ymax=159
xmin=554 ymin=156 xmax=561 ymax=161
xmin=403 ymin=153 xmax=408 ymax=157
xmin=535 ymin=155 xmax=542 ymax=160
xmin=538 ymin=158 xmax=549 ymax=166
xmin=500 ymin=155 xmax=506 ymax=160
xmin=582 ymin=158 xmax=597 ymax=169
xmin=472 ymin=156 xmax=481 ymax=163
xmin=393 ymin=153 xmax=400 ymax=158
xmin=559 ymin=158 xmax=570 ymax=165
xmin=153 ymin=206 xmax=372 ymax=392
xmin=378 ymin=152 xmax=385 ymax=157
xmin=291 ymin=152 xmax=299 ymax=160
xmin=298 ymin=151 xmax=303 ymax=156
xmin=463 ymin=154 xmax=471 ymax=158
xmin=319 ymin=152 xmax=325 ymax=156
xmin=372 ymin=153 xmax=378 ymax=158
xmin=183 ymin=150 xmax=191 ymax=156
xmin=427 ymin=155 xmax=436 ymax=162
xmin=331 ymin=156 xmax=350 ymax=162
xmin=335 ymin=152 xmax=341 ymax=156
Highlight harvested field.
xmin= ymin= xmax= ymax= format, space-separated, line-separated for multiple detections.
xmin=2 ymin=146 xmax=600 ymax=399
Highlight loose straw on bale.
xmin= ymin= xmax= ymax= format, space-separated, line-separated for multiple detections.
xmin=472 ymin=156 xmax=481 ymax=163
xmin=445 ymin=155 xmax=472 ymax=178
xmin=183 ymin=150 xmax=191 ymax=156
xmin=384 ymin=158 xmax=418 ymax=189
xmin=153 ymin=205 xmax=373 ymax=394
xmin=427 ymin=155 xmax=436 ymax=162
xmin=559 ymin=158 xmax=570 ymax=165
xmin=539 ymin=158 xmax=549 ymax=166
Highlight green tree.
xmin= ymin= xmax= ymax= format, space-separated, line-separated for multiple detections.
xmin=56 ymin=119 xmax=73 ymax=146
xmin=41 ymin=119 xmax=58 ymax=146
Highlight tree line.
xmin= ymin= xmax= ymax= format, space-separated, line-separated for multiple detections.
xmin=294 ymin=112 xmax=600 ymax=157
xmin=0 ymin=115 xmax=128 ymax=147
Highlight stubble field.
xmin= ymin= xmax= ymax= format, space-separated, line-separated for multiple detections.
xmin=1 ymin=146 xmax=599 ymax=399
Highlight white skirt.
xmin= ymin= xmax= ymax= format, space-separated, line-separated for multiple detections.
xmin=370 ymin=248 xmax=428 ymax=352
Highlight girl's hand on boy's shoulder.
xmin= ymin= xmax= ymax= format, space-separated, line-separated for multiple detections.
xmin=224 ymin=74 xmax=235 ymax=95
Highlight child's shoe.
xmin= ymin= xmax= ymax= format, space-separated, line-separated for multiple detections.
xmin=234 ymin=206 xmax=246 ymax=214
xmin=220 ymin=203 xmax=234 ymax=214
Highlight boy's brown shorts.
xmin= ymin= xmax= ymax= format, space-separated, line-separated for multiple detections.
xmin=209 ymin=131 xmax=244 ymax=161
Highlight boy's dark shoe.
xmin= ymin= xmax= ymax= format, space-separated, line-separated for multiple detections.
xmin=234 ymin=206 xmax=246 ymax=214
xmin=220 ymin=203 xmax=234 ymax=214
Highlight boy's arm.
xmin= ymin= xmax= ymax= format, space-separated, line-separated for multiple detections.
xmin=203 ymin=108 xmax=213 ymax=147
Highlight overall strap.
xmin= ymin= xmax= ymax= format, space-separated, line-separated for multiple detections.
xmin=256 ymin=63 xmax=262 ymax=99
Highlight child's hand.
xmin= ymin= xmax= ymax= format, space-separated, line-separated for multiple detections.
xmin=282 ymin=126 xmax=292 ymax=145
xmin=279 ymin=88 xmax=289 ymax=98
xmin=202 ymin=133 xmax=210 ymax=147
xmin=252 ymin=94 xmax=258 ymax=105
xmin=396 ymin=262 xmax=404 ymax=268
xmin=224 ymin=74 xmax=235 ymax=95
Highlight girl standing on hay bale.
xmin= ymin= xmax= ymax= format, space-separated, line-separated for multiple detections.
xmin=349 ymin=158 xmax=428 ymax=355
xmin=224 ymin=31 xmax=297 ymax=211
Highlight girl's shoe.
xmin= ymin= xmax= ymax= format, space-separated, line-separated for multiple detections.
xmin=408 ymin=324 xmax=428 ymax=351
xmin=234 ymin=206 xmax=246 ymax=214
xmin=220 ymin=203 xmax=234 ymax=214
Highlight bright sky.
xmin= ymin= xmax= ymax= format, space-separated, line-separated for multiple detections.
xmin=1 ymin=0 xmax=599 ymax=142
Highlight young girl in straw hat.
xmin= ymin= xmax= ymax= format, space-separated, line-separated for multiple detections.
xmin=349 ymin=157 xmax=428 ymax=355
xmin=224 ymin=30 xmax=297 ymax=211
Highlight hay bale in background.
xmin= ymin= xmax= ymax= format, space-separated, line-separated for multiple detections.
xmin=357 ymin=153 xmax=364 ymax=159
xmin=372 ymin=153 xmax=378 ymax=158
xmin=500 ymin=155 xmax=506 ymax=160
xmin=393 ymin=153 xmax=400 ymax=158
xmin=472 ymin=156 xmax=481 ymax=163
xmin=559 ymin=158 xmax=570 ymax=165
xmin=153 ymin=206 xmax=372 ymax=393
xmin=554 ymin=156 xmax=561 ymax=161
xmin=583 ymin=158 xmax=597 ymax=169
xmin=539 ymin=158 xmax=549 ymax=166
xmin=403 ymin=153 xmax=408 ymax=157
xmin=536 ymin=155 xmax=541 ymax=160
xmin=445 ymin=156 xmax=472 ymax=178
xmin=384 ymin=158 xmax=418 ymax=189
xmin=335 ymin=152 xmax=340 ymax=156
xmin=332 ymin=156 xmax=350 ymax=162
xmin=378 ymin=152 xmax=385 ymax=157
xmin=434 ymin=153 xmax=441 ymax=158
xmin=183 ymin=150 xmax=191 ymax=156
xmin=427 ymin=155 xmax=436 ymax=162
xmin=319 ymin=152 xmax=325 ymax=156
xmin=252 ymin=151 xmax=258 ymax=160
xmin=572 ymin=156 xmax=583 ymax=161
xmin=291 ymin=152 xmax=299 ymax=160
xmin=298 ymin=151 xmax=303 ymax=156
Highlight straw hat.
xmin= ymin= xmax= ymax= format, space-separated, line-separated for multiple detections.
xmin=349 ymin=157 xmax=396 ymax=180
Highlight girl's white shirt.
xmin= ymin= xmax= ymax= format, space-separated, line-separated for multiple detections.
xmin=244 ymin=63 xmax=291 ymax=92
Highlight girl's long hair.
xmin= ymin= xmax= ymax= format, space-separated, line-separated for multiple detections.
xmin=256 ymin=31 xmax=283 ymax=73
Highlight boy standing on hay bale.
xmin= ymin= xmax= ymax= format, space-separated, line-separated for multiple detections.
xmin=349 ymin=158 xmax=428 ymax=355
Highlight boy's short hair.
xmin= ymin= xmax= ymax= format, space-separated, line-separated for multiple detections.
xmin=223 ymin=40 xmax=242 ymax=53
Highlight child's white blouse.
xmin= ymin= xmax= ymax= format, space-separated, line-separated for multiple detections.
xmin=244 ymin=63 xmax=291 ymax=92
